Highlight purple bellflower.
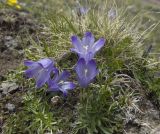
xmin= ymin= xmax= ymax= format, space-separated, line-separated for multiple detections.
xmin=48 ymin=70 xmax=75 ymax=96
xmin=75 ymin=58 xmax=99 ymax=88
xmin=24 ymin=58 xmax=56 ymax=88
xmin=75 ymin=1 xmax=89 ymax=16
xmin=108 ymin=8 xmax=117 ymax=21
xmin=71 ymin=32 xmax=105 ymax=62
xmin=77 ymin=6 xmax=89 ymax=16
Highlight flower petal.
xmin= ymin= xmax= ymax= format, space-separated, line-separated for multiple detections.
xmin=59 ymin=82 xmax=75 ymax=96
xmin=79 ymin=7 xmax=89 ymax=15
xmin=77 ymin=77 xmax=88 ymax=88
xmin=108 ymin=8 xmax=117 ymax=21
xmin=87 ymin=60 xmax=99 ymax=79
xmin=24 ymin=60 xmax=35 ymax=66
xmin=35 ymin=69 xmax=51 ymax=88
xmin=71 ymin=35 xmax=83 ymax=52
xmin=46 ymin=67 xmax=59 ymax=85
xmin=71 ymin=49 xmax=86 ymax=59
xmin=75 ymin=59 xmax=99 ymax=88
xmin=75 ymin=58 xmax=86 ymax=78
xmin=25 ymin=64 xmax=42 ymax=78
xmin=92 ymin=38 xmax=105 ymax=53
xmin=56 ymin=71 xmax=70 ymax=82
xmin=82 ymin=32 xmax=95 ymax=47
xmin=70 ymin=48 xmax=81 ymax=55
xmin=60 ymin=82 xmax=75 ymax=90
xmin=85 ymin=52 xmax=94 ymax=62
xmin=48 ymin=82 xmax=59 ymax=92
xmin=38 ymin=58 xmax=54 ymax=68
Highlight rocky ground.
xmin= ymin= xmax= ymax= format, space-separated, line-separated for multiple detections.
xmin=0 ymin=9 xmax=39 ymax=133
xmin=0 ymin=9 xmax=38 ymax=76
xmin=125 ymin=96 xmax=160 ymax=134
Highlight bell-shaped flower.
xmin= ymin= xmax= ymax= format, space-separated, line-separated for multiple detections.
xmin=75 ymin=58 xmax=99 ymax=88
xmin=71 ymin=32 xmax=105 ymax=62
xmin=75 ymin=1 xmax=89 ymax=16
xmin=48 ymin=71 xmax=75 ymax=96
xmin=77 ymin=6 xmax=89 ymax=16
xmin=108 ymin=8 xmax=117 ymax=21
xmin=24 ymin=58 xmax=56 ymax=88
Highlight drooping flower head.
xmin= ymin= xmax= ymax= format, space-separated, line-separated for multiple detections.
xmin=77 ymin=6 xmax=89 ymax=16
xmin=75 ymin=58 xmax=99 ymax=88
xmin=24 ymin=58 xmax=56 ymax=88
xmin=71 ymin=32 xmax=105 ymax=62
xmin=75 ymin=0 xmax=89 ymax=16
xmin=48 ymin=70 xmax=75 ymax=96
xmin=108 ymin=8 xmax=117 ymax=21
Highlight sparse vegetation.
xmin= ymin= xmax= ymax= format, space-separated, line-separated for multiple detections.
xmin=1 ymin=0 xmax=160 ymax=134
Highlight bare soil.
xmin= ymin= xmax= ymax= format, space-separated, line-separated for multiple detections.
xmin=0 ymin=8 xmax=39 ymax=133
xmin=0 ymin=9 xmax=37 ymax=76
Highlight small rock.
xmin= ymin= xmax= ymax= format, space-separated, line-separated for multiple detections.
xmin=0 ymin=82 xmax=19 ymax=94
xmin=5 ymin=103 xmax=15 ymax=112
xmin=18 ymin=50 xmax=24 ymax=55
xmin=56 ymin=130 xmax=63 ymax=134
xmin=4 ymin=36 xmax=13 ymax=41
xmin=51 ymin=96 xmax=61 ymax=106
xmin=4 ymin=39 xmax=18 ymax=49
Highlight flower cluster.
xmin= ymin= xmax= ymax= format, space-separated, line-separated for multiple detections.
xmin=24 ymin=58 xmax=75 ymax=96
xmin=7 ymin=0 xmax=21 ymax=9
xmin=24 ymin=32 xmax=105 ymax=96
xmin=71 ymin=32 xmax=105 ymax=87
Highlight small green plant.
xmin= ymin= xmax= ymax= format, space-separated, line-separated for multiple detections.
xmin=73 ymin=86 xmax=124 ymax=134
xmin=3 ymin=89 xmax=58 ymax=134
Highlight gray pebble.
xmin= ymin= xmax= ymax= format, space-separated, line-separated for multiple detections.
xmin=0 ymin=82 xmax=19 ymax=94
xmin=5 ymin=103 xmax=15 ymax=112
